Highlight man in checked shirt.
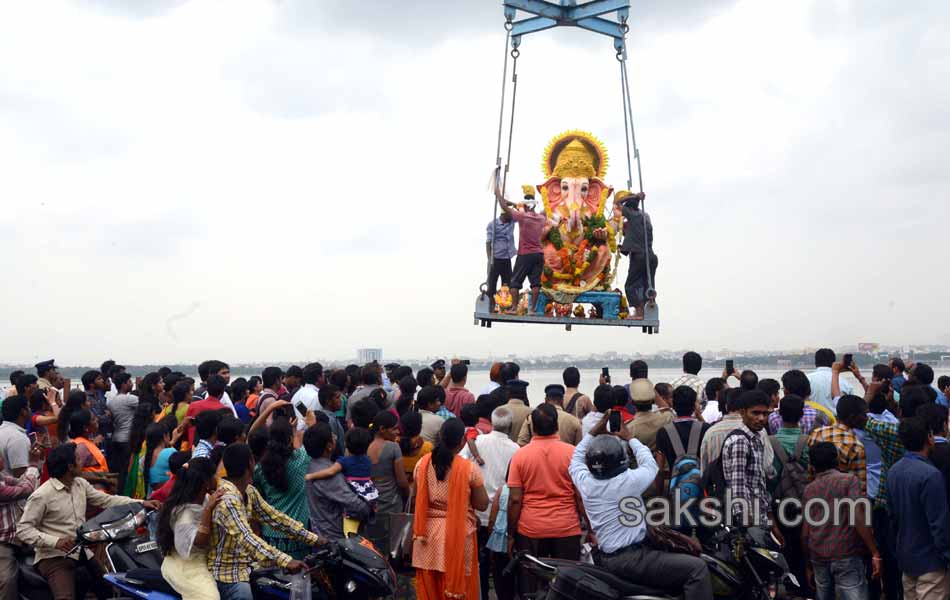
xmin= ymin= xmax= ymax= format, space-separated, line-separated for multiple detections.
xmin=807 ymin=396 xmax=868 ymax=497
xmin=802 ymin=442 xmax=881 ymax=600
xmin=721 ymin=390 xmax=784 ymax=544
xmin=209 ymin=443 xmax=326 ymax=600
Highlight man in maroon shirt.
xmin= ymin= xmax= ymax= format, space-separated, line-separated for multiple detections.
xmin=186 ymin=374 xmax=228 ymax=445
xmin=443 ymin=363 xmax=475 ymax=416
xmin=497 ymin=183 xmax=548 ymax=315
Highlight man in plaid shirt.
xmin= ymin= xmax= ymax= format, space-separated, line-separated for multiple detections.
xmin=807 ymin=396 xmax=868 ymax=497
xmin=210 ymin=443 xmax=325 ymax=600
xmin=670 ymin=351 xmax=705 ymax=401
xmin=802 ymin=442 xmax=881 ymax=600
xmin=0 ymin=395 xmax=42 ymax=600
xmin=722 ymin=391 xmax=776 ymax=533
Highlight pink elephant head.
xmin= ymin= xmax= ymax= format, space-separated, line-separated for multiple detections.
xmin=539 ymin=176 xmax=612 ymax=232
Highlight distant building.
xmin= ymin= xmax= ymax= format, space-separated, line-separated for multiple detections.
xmin=357 ymin=348 xmax=383 ymax=364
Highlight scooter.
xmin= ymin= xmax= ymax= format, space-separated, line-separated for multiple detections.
xmin=16 ymin=501 xmax=155 ymax=600
xmin=507 ymin=525 xmax=795 ymax=600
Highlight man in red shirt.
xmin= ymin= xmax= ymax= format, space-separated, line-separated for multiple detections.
xmin=497 ymin=184 xmax=548 ymax=315
xmin=508 ymin=404 xmax=589 ymax=596
xmin=186 ymin=374 xmax=228 ymax=445
xmin=612 ymin=385 xmax=635 ymax=424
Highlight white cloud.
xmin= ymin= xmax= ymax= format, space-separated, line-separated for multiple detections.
xmin=0 ymin=0 xmax=947 ymax=365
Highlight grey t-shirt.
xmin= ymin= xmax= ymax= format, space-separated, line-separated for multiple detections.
xmin=0 ymin=422 xmax=30 ymax=476
xmin=306 ymin=457 xmax=371 ymax=541
xmin=371 ymin=441 xmax=404 ymax=514
xmin=108 ymin=393 xmax=139 ymax=443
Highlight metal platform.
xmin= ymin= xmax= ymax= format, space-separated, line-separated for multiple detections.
xmin=474 ymin=293 xmax=659 ymax=333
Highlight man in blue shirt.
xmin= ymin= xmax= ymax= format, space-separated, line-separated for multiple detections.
xmin=889 ymin=357 xmax=906 ymax=394
xmin=938 ymin=376 xmax=950 ymax=409
xmin=886 ymin=417 xmax=950 ymax=600
xmin=569 ymin=413 xmax=712 ymax=599
xmin=486 ymin=213 xmax=516 ymax=311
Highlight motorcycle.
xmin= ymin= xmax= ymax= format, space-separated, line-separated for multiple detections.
xmin=83 ymin=503 xmax=396 ymax=600
xmin=108 ymin=537 xmax=395 ymax=600
xmin=699 ymin=525 xmax=796 ymax=599
xmin=19 ymin=502 xmax=394 ymax=600
xmin=248 ymin=536 xmax=396 ymax=600
xmin=506 ymin=525 xmax=795 ymax=600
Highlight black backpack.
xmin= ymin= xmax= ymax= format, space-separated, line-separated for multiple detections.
xmin=702 ymin=429 xmax=754 ymax=501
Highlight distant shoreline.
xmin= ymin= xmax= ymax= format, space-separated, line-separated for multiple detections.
xmin=4 ymin=353 xmax=949 ymax=379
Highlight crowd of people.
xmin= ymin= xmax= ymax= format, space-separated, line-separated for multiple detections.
xmin=0 ymin=350 xmax=948 ymax=600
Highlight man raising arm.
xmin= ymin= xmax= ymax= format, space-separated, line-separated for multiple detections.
xmin=569 ymin=412 xmax=712 ymax=599
xmin=495 ymin=176 xmax=547 ymax=315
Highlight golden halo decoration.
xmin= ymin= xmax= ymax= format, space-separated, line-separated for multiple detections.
xmin=541 ymin=130 xmax=609 ymax=179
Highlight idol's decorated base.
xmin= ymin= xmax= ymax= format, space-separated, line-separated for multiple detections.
xmin=534 ymin=290 xmax=622 ymax=320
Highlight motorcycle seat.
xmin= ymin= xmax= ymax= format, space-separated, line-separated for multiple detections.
xmin=251 ymin=566 xmax=285 ymax=580
xmin=124 ymin=568 xmax=179 ymax=596
xmin=18 ymin=561 xmax=49 ymax=591
xmin=550 ymin=560 xmax=676 ymax=596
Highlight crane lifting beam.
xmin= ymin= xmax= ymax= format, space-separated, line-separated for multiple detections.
xmin=474 ymin=0 xmax=659 ymax=333
xmin=504 ymin=0 xmax=630 ymax=52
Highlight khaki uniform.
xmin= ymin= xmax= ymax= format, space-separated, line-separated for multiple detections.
xmin=625 ymin=407 xmax=674 ymax=451
xmin=518 ymin=404 xmax=583 ymax=446
xmin=504 ymin=399 xmax=532 ymax=444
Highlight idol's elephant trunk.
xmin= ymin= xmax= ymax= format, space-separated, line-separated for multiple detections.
xmin=567 ymin=208 xmax=581 ymax=233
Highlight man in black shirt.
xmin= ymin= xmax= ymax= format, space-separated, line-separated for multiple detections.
xmin=617 ymin=191 xmax=658 ymax=320
xmin=918 ymin=403 xmax=950 ymax=498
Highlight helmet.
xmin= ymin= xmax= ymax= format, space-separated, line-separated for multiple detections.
xmin=584 ymin=435 xmax=629 ymax=480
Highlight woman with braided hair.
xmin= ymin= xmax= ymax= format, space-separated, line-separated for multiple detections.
xmin=412 ymin=418 xmax=489 ymax=600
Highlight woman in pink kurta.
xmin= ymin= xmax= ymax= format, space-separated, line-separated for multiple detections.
xmin=412 ymin=418 xmax=489 ymax=600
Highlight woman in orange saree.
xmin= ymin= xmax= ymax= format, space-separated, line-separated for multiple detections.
xmin=412 ymin=418 xmax=489 ymax=600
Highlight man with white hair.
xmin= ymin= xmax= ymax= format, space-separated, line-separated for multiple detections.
xmin=462 ymin=406 xmax=520 ymax=600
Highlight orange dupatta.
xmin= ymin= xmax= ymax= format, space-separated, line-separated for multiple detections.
xmin=413 ymin=452 xmax=474 ymax=599
xmin=73 ymin=437 xmax=109 ymax=472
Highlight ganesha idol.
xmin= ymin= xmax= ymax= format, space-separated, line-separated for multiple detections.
xmin=533 ymin=130 xmax=622 ymax=299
